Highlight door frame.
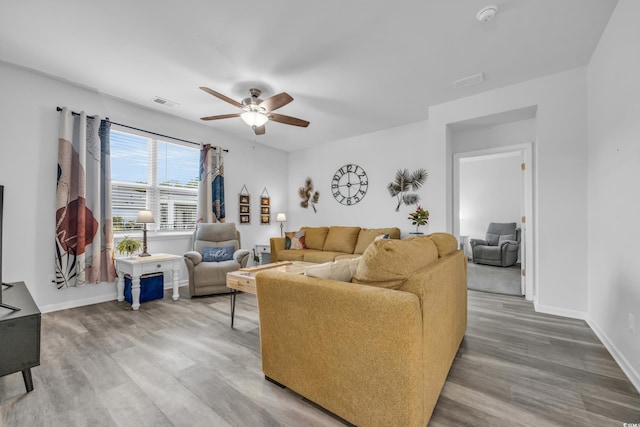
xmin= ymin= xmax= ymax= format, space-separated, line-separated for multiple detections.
xmin=452 ymin=142 xmax=534 ymax=300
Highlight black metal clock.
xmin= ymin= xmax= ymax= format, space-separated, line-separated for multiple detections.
xmin=331 ymin=164 xmax=368 ymax=205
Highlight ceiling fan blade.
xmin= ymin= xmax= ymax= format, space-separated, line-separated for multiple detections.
xmin=254 ymin=125 xmax=266 ymax=135
xmin=269 ymin=113 xmax=310 ymax=127
xmin=199 ymin=87 xmax=243 ymax=109
xmin=200 ymin=113 xmax=241 ymax=121
xmin=261 ymin=92 xmax=293 ymax=112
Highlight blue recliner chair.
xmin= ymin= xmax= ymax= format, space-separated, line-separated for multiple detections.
xmin=470 ymin=222 xmax=520 ymax=267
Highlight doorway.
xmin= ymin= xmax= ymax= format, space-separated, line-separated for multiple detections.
xmin=455 ymin=148 xmax=525 ymax=295
xmin=446 ymin=105 xmax=537 ymax=300
xmin=453 ymin=143 xmax=533 ymax=300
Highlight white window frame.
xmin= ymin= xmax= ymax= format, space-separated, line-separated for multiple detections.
xmin=111 ymin=129 xmax=198 ymax=235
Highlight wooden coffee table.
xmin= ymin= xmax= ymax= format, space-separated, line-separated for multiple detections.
xmin=226 ymin=261 xmax=313 ymax=327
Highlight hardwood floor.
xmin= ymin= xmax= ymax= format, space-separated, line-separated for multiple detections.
xmin=1 ymin=289 xmax=638 ymax=426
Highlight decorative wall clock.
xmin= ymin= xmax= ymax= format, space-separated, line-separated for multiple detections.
xmin=331 ymin=164 xmax=368 ymax=205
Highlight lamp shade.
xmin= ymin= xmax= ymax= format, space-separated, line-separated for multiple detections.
xmin=241 ymin=111 xmax=269 ymax=127
xmin=136 ymin=210 xmax=155 ymax=224
xmin=276 ymin=213 xmax=287 ymax=222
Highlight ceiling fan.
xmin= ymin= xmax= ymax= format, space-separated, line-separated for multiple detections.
xmin=199 ymin=87 xmax=310 ymax=135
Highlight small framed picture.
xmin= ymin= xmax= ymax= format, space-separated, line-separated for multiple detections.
xmin=261 ymin=197 xmax=270 ymax=206
xmin=240 ymin=195 xmax=250 ymax=204
xmin=261 ymin=206 xmax=270 ymax=214
xmin=261 ymin=215 xmax=270 ymax=224
xmin=240 ymin=205 xmax=250 ymax=213
xmin=240 ymin=214 xmax=250 ymax=224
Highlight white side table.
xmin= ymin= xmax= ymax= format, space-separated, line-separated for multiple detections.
xmin=255 ymin=244 xmax=271 ymax=265
xmin=115 ymin=253 xmax=182 ymax=310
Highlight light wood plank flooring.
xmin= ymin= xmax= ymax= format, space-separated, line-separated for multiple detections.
xmin=1 ymin=289 xmax=639 ymax=426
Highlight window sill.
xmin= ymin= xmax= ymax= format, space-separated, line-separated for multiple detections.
xmin=114 ymin=231 xmax=193 ymax=240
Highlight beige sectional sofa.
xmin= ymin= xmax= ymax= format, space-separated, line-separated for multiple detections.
xmin=256 ymin=233 xmax=468 ymax=427
xmin=269 ymin=225 xmax=401 ymax=263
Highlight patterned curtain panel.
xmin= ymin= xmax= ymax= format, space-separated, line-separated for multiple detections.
xmin=55 ymin=107 xmax=117 ymax=288
xmin=197 ymin=144 xmax=225 ymax=223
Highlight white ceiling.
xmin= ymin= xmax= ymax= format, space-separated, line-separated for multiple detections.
xmin=0 ymin=0 xmax=617 ymax=152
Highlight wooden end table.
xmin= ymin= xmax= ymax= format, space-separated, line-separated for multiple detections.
xmin=226 ymin=261 xmax=313 ymax=328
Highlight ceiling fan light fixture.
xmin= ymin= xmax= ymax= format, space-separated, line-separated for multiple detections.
xmin=241 ymin=111 xmax=269 ymax=127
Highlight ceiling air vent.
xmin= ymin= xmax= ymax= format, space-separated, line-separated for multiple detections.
xmin=152 ymin=96 xmax=178 ymax=108
xmin=453 ymin=73 xmax=485 ymax=89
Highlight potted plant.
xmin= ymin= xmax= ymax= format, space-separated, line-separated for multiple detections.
xmin=408 ymin=205 xmax=429 ymax=235
xmin=116 ymin=236 xmax=142 ymax=257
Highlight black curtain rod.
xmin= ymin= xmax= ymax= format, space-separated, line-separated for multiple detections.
xmin=56 ymin=107 xmax=229 ymax=152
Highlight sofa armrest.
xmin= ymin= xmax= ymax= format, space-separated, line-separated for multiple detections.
xmin=255 ymin=272 xmax=423 ymax=426
xmin=469 ymin=238 xmax=487 ymax=248
xmin=269 ymin=237 xmax=286 ymax=262
xmin=184 ymin=251 xmax=202 ymax=266
xmin=234 ymin=249 xmax=250 ymax=267
xmin=499 ymin=240 xmax=519 ymax=249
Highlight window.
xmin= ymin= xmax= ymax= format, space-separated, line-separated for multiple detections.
xmin=110 ymin=130 xmax=199 ymax=232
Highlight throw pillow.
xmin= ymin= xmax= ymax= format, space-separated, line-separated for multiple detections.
xmin=304 ymin=257 xmax=361 ymax=282
xmin=285 ymin=231 xmax=307 ymax=250
xmin=202 ymin=245 xmax=235 ymax=262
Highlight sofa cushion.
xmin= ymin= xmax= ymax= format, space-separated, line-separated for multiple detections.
xmin=194 ymin=259 xmax=242 ymax=287
xmin=323 ymin=226 xmax=361 ymax=253
xmin=425 ymin=233 xmax=458 ymax=257
xmin=486 ymin=233 xmax=500 ymax=246
xmin=352 ymin=236 xmax=439 ymax=289
xmin=303 ymin=251 xmax=346 ymax=263
xmin=354 ymin=227 xmax=401 ymax=254
xmin=285 ymin=231 xmax=307 ymax=250
xmin=301 ymin=227 xmax=329 ymax=250
xmin=304 ymin=257 xmax=361 ymax=282
xmin=277 ymin=249 xmax=307 ymax=262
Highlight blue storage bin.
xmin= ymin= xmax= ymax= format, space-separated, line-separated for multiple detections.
xmin=124 ymin=273 xmax=164 ymax=303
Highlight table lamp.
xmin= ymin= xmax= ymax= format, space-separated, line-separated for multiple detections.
xmin=276 ymin=213 xmax=287 ymax=237
xmin=136 ymin=210 xmax=155 ymax=257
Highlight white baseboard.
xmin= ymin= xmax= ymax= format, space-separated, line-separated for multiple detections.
xmin=39 ymin=280 xmax=189 ymax=314
xmin=534 ymin=302 xmax=587 ymax=320
xmin=587 ymin=316 xmax=640 ymax=394
xmin=39 ymin=293 xmax=118 ymax=313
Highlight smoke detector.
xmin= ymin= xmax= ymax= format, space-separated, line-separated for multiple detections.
xmin=477 ymin=5 xmax=498 ymax=22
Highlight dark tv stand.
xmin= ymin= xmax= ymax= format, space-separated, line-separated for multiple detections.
xmin=1 ymin=282 xmax=21 ymax=311
xmin=0 ymin=282 xmax=41 ymax=392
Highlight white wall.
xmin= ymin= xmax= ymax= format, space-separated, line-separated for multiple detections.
xmin=427 ymin=67 xmax=589 ymax=318
xmin=458 ymin=153 xmax=522 ymax=240
xmin=287 ymin=120 xmax=434 ymax=236
xmin=0 ymin=61 xmax=288 ymax=312
xmin=587 ymin=0 xmax=640 ymax=391
xmin=288 ymin=69 xmax=589 ymax=318
xmin=451 ymin=118 xmax=536 ymax=153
